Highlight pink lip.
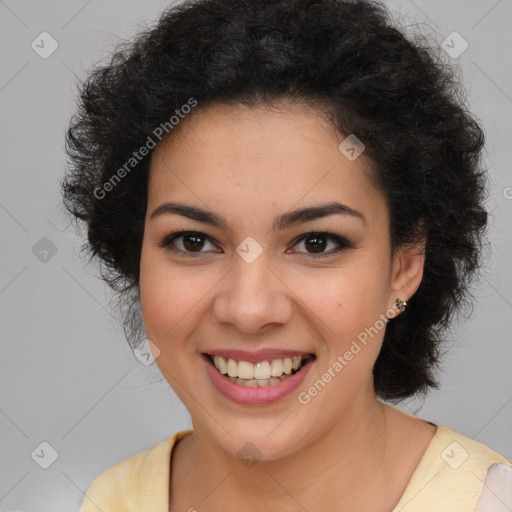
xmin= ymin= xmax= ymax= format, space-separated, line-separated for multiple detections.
xmin=203 ymin=348 xmax=313 ymax=364
xmin=203 ymin=354 xmax=315 ymax=405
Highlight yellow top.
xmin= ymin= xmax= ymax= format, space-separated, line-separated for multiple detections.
xmin=80 ymin=425 xmax=512 ymax=512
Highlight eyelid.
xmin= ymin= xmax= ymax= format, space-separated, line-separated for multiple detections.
xmin=159 ymin=229 xmax=354 ymax=258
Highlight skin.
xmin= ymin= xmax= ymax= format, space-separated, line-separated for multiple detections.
xmin=139 ymin=102 xmax=436 ymax=512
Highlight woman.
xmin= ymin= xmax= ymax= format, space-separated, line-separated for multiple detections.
xmin=62 ymin=0 xmax=512 ymax=510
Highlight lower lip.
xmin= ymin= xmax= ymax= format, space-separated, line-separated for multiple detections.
xmin=203 ymin=354 xmax=315 ymax=405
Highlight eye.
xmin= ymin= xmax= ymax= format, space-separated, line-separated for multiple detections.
xmin=289 ymin=232 xmax=353 ymax=259
xmin=159 ymin=230 xmax=353 ymax=258
xmin=159 ymin=230 xmax=219 ymax=256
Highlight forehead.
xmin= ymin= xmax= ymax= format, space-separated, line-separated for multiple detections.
xmin=147 ymin=102 xmax=386 ymax=227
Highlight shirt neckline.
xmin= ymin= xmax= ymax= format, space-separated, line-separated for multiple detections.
xmin=147 ymin=424 xmax=447 ymax=511
xmin=390 ymin=423 xmax=446 ymax=511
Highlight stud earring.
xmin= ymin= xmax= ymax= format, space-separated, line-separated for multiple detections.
xmin=395 ymin=298 xmax=407 ymax=312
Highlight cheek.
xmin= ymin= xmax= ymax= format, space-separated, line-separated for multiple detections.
xmin=139 ymin=245 xmax=226 ymax=358
xmin=291 ymin=264 xmax=391 ymax=414
xmin=288 ymin=258 xmax=391 ymax=343
xmin=139 ymin=247 xmax=197 ymax=346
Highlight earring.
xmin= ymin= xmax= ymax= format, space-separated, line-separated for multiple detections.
xmin=395 ymin=298 xmax=407 ymax=312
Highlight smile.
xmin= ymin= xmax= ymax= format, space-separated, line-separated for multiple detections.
xmin=207 ymin=354 xmax=312 ymax=386
xmin=202 ymin=352 xmax=316 ymax=404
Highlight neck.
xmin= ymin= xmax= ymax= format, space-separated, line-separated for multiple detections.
xmin=179 ymin=386 xmax=401 ymax=511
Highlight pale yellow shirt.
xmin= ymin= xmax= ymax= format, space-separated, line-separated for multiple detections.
xmin=80 ymin=425 xmax=512 ymax=511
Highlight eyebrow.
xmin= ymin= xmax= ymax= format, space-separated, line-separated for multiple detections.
xmin=149 ymin=201 xmax=366 ymax=231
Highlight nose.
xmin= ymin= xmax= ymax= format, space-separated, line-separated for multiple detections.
xmin=212 ymin=250 xmax=293 ymax=334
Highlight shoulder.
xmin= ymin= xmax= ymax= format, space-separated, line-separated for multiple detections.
xmin=394 ymin=424 xmax=512 ymax=512
xmin=80 ymin=430 xmax=193 ymax=512
xmin=434 ymin=424 xmax=510 ymax=469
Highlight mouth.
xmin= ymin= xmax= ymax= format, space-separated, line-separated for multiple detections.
xmin=202 ymin=352 xmax=316 ymax=388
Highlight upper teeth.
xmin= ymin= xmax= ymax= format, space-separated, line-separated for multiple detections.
xmin=212 ymin=355 xmax=305 ymax=379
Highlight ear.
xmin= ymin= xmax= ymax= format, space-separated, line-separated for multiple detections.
xmin=388 ymin=237 xmax=426 ymax=313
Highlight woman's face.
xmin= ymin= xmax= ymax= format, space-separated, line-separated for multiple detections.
xmin=139 ymin=102 xmax=422 ymax=460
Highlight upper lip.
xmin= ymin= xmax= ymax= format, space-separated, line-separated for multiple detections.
xmin=203 ymin=348 xmax=314 ymax=364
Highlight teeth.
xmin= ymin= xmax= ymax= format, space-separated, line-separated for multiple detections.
xmin=218 ymin=356 xmax=228 ymax=374
xmin=227 ymin=358 xmax=238 ymax=377
xmin=212 ymin=355 xmax=308 ymax=381
xmin=238 ymin=360 xmax=254 ymax=379
xmin=229 ymin=375 xmax=289 ymax=387
xmin=231 ymin=377 xmax=284 ymax=387
xmin=270 ymin=359 xmax=283 ymax=376
xmin=236 ymin=378 xmax=258 ymax=387
xmin=254 ymin=361 xmax=271 ymax=380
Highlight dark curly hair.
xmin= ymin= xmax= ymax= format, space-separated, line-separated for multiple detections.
xmin=61 ymin=0 xmax=488 ymax=401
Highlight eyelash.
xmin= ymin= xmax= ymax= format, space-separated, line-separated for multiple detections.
xmin=159 ymin=229 xmax=354 ymax=260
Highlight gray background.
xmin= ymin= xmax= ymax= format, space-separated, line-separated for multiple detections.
xmin=0 ymin=1 xmax=511 ymax=510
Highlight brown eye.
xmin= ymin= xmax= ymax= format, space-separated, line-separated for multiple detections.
xmin=160 ymin=231 xmax=218 ymax=255
xmin=160 ymin=230 xmax=353 ymax=259
xmin=291 ymin=232 xmax=353 ymax=258
xmin=181 ymin=233 xmax=206 ymax=252
xmin=302 ymin=234 xmax=327 ymax=253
